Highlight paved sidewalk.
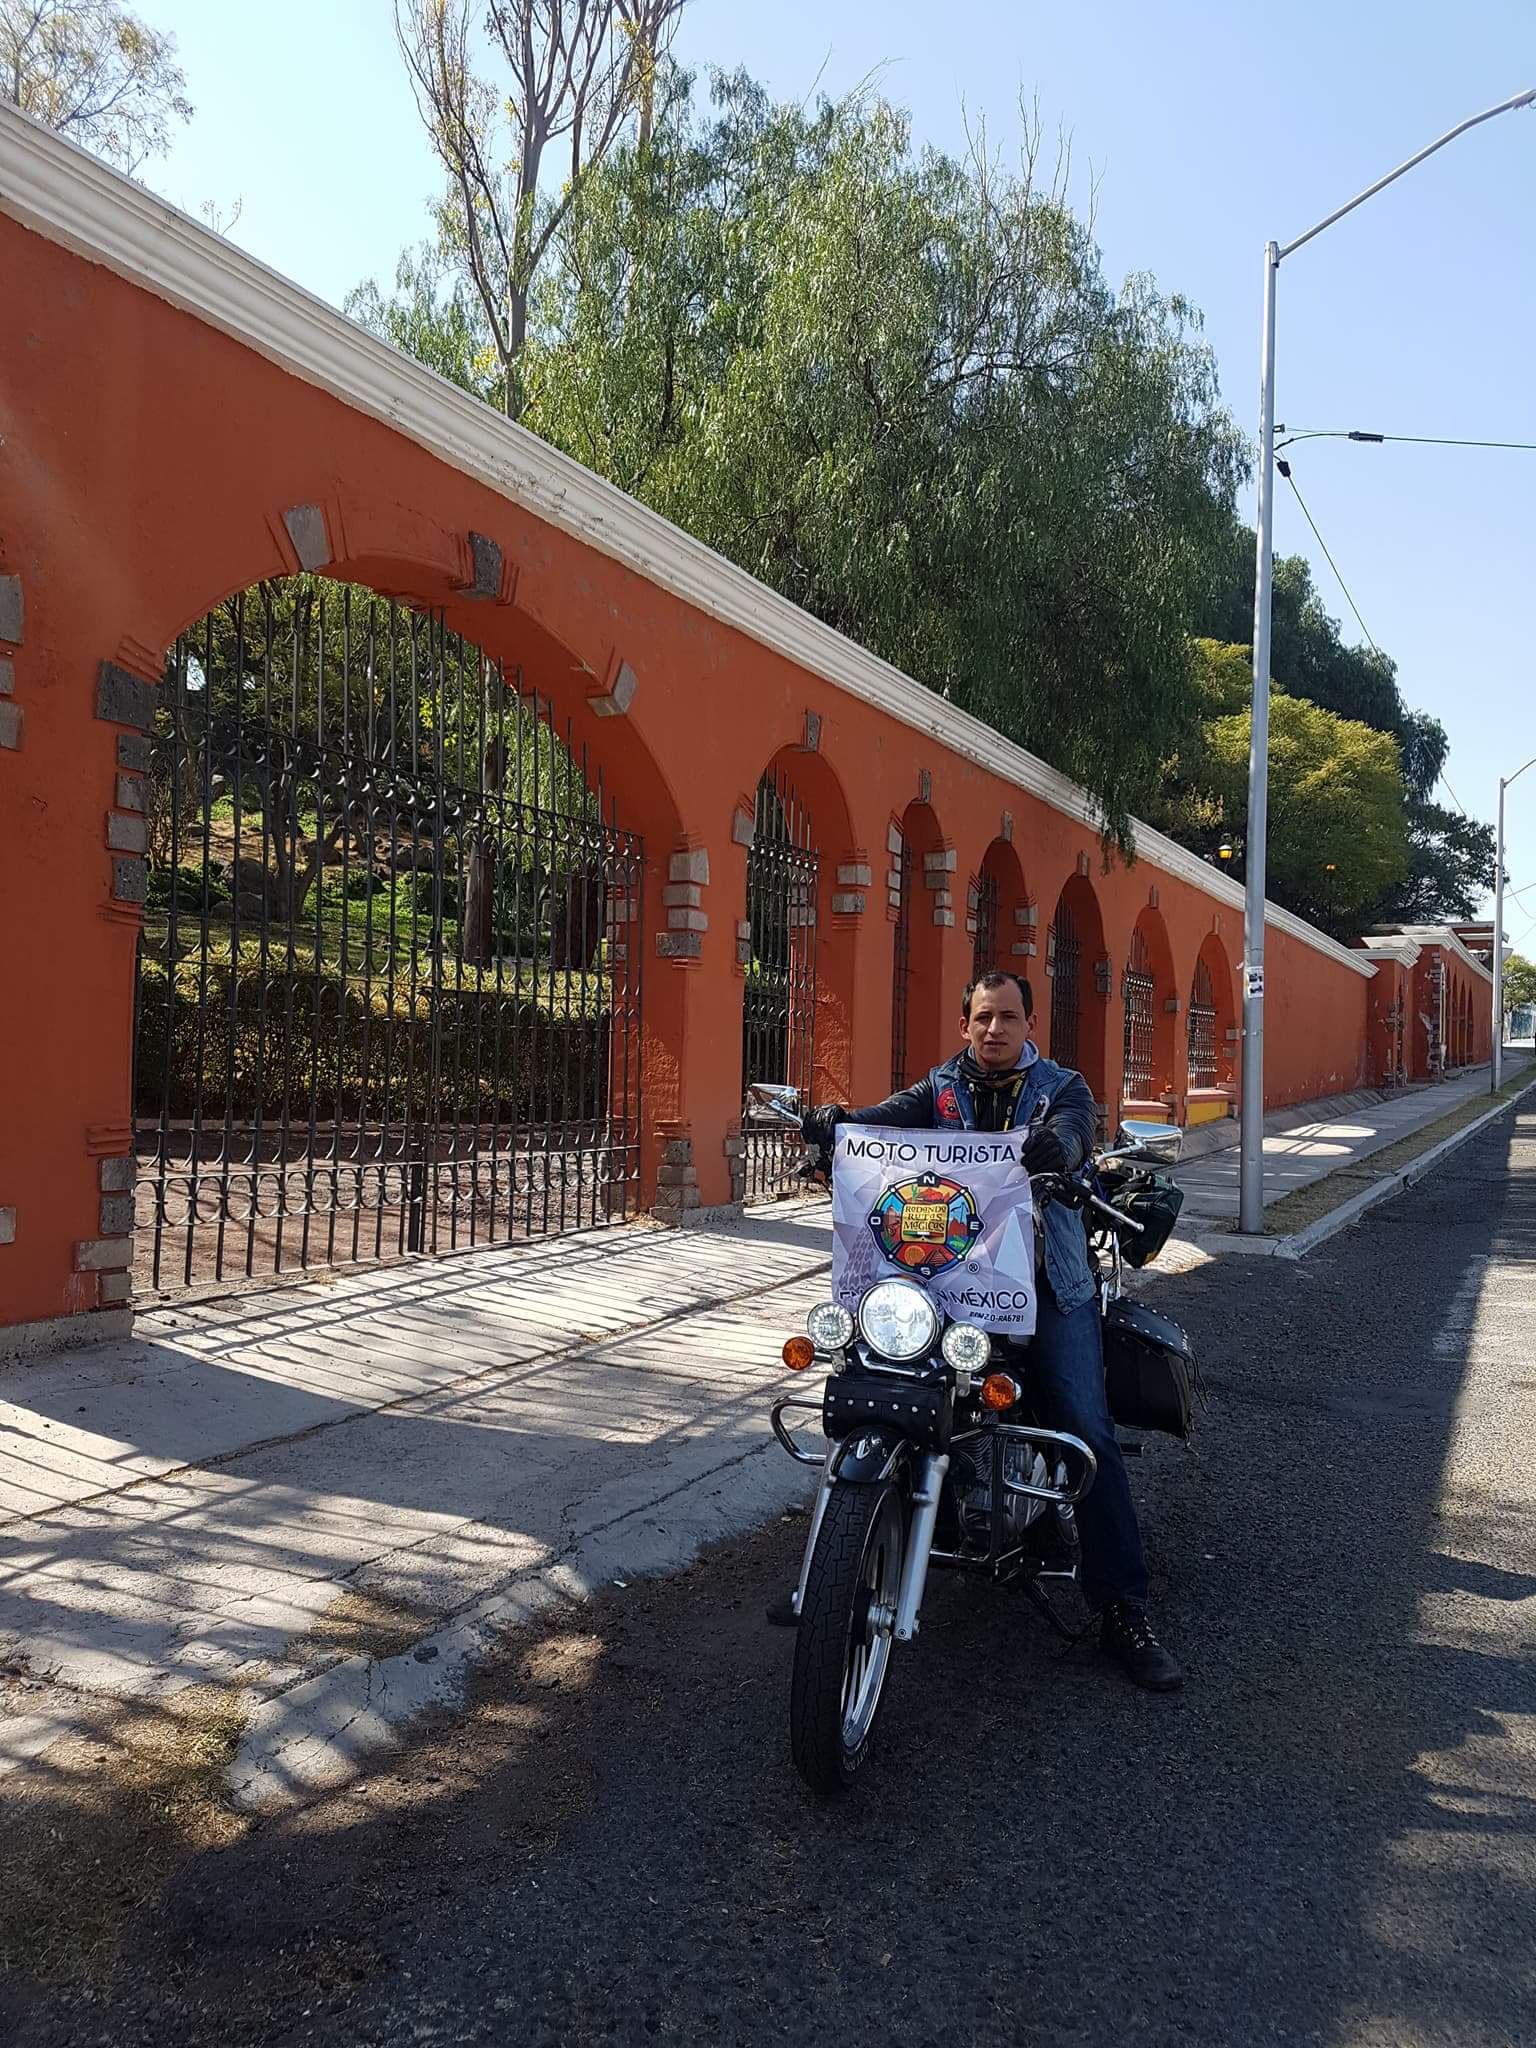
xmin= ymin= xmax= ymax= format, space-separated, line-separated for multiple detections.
xmin=0 ymin=1210 xmax=835 ymax=1804
xmin=1173 ymin=1057 xmax=1527 ymax=1236
xmin=0 ymin=1058 xmax=1524 ymax=1811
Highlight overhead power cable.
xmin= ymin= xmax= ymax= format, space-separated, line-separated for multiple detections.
xmin=1272 ymin=458 xmax=1383 ymax=656
xmin=1276 ymin=426 xmax=1536 ymax=454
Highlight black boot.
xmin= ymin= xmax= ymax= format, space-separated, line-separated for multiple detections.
xmin=1099 ymin=1599 xmax=1183 ymax=1692
xmin=765 ymin=1589 xmax=799 ymax=1628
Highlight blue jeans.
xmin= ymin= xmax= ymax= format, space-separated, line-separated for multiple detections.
xmin=1025 ymin=1288 xmax=1149 ymax=1609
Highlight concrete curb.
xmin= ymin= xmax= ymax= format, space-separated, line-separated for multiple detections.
xmin=1187 ymin=1075 xmax=1536 ymax=1264
xmin=226 ymin=1435 xmax=817 ymax=1815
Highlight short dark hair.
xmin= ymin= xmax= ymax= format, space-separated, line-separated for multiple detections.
xmin=961 ymin=970 xmax=1033 ymax=1020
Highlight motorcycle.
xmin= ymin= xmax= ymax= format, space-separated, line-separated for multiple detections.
xmin=770 ymin=1119 xmax=1197 ymax=1794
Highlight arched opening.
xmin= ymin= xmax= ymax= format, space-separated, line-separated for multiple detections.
xmin=1187 ymin=929 xmax=1238 ymax=1124
xmin=740 ymin=765 xmax=819 ymax=1201
xmin=132 ymin=575 xmax=647 ymax=1298
xmin=1046 ymin=873 xmax=1108 ymax=1109
xmin=891 ymin=801 xmax=946 ymax=1089
xmin=1122 ymin=906 xmax=1176 ymax=1112
xmin=972 ymin=838 xmax=1028 ymax=982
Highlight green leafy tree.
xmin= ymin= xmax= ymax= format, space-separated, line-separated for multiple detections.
xmin=1 ymin=0 xmax=190 ymax=169
xmin=1498 ymin=953 xmax=1536 ymax=1022
xmin=1151 ymin=640 xmax=1408 ymax=934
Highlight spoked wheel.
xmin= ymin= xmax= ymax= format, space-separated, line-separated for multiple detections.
xmin=790 ymin=1479 xmax=907 ymax=1794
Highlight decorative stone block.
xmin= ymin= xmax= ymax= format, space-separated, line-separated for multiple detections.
xmin=932 ymin=889 xmax=953 ymax=909
xmin=97 ymin=661 xmax=155 ymax=731
xmin=106 ymin=811 xmax=149 ymax=854
xmin=832 ymin=892 xmax=866 ymax=915
xmin=112 ymin=856 xmax=147 ymax=904
xmin=0 ymin=575 xmax=22 ymax=645
xmin=0 ymin=701 xmax=19 ymax=750
xmin=736 ymin=939 xmax=752 ymax=965
xmin=590 ymin=658 xmax=638 ymax=719
xmin=0 ymin=657 xmax=13 ymax=695
xmin=100 ymin=1194 xmax=135 ymax=1235
xmin=116 ymin=772 xmax=147 ymax=812
xmin=282 ymin=503 xmax=331 ymax=571
xmin=923 ymin=848 xmax=957 ymax=873
xmin=731 ymin=807 xmax=755 ymax=847
xmin=656 ymin=931 xmax=703 ymax=960
xmin=656 ymin=1163 xmax=699 ymax=1187
xmin=663 ymin=882 xmax=702 ymax=908
xmin=887 ymin=823 xmax=904 ymax=855
xmin=99 ymin=1273 xmax=133 ymax=1305
xmin=803 ymin=709 xmax=822 ymax=752
xmin=75 ymin=1237 xmax=133 ymax=1272
xmin=933 ymin=907 xmax=956 ymax=928
xmin=1164 ymin=996 xmax=1181 ymax=1013
xmin=1011 ymin=940 xmax=1037 ymax=959
xmin=918 ymin=769 xmax=932 ymax=804
xmin=1015 ymin=903 xmax=1038 ymax=927
xmin=117 ymin=734 xmax=151 ymax=774
xmin=99 ymin=1157 xmax=134 ymax=1193
xmin=836 ymin=863 xmax=872 ymax=887
xmin=668 ymin=906 xmax=709 ymax=932
xmin=1077 ymin=852 xmax=1091 ymax=877
xmin=461 ymin=531 xmax=502 ymax=600
xmin=0 ymin=1207 xmax=14 ymax=1245
xmin=923 ymin=870 xmax=948 ymax=891
xmin=887 ymin=869 xmax=902 ymax=892
xmin=1149 ymin=885 xmax=1160 ymax=908
xmin=669 ymin=847 xmax=710 ymax=885
xmin=1001 ymin=810 xmax=1013 ymax=842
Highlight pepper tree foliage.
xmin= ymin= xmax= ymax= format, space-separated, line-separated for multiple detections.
xmin=351 ymin=69 xmax=1246 ymax=847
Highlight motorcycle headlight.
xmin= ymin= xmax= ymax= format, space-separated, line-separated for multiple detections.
xmin=857 ymin=1279 xmax=940 ymax=1362
xmin=940 ymin=1321 xmax=992 ymax=1372
xmin=805 ymin=1300 xmax=855 ymax=1352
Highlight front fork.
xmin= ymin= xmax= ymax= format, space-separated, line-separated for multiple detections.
xmin=791 ymin=1440 xmax=950 ymax=1644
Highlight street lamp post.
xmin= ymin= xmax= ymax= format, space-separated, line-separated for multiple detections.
xmin=1493 ymin=755 xmax=1536 ymax=1092
xmin=1239 ymin=86 xmax=1535 ymax=1233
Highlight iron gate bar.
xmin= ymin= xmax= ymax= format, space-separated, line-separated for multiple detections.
xmin=1122 ymin=925 xmax=1156 ymax=1100
xmin=891 ymin=839 xmax=912 ymax=1092
xmin=134 ymin=577 xmax=644 ymax=1300
xmin=973 ymin=870 xmax=999 ymax=981
xmin=1187 ymin=958 xmax=1219 ymax=1089
xmin=1048 ymin=899 xmax=1080 ymax=1072
xmin=741 ymin=770 xmax=819 ymax=1202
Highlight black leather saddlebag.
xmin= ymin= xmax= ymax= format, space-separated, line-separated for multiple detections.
xmin=822 ymin=1373 xmax=952 ymax=1453
xmin=1103 ymin=1298 xmax=1199 ymax=1439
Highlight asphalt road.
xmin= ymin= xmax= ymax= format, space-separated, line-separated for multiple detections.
xmin=11 ymin=1103 xmax=1536 ymax=2048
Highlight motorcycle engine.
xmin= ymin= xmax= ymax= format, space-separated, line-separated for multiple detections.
xmin=951 ymin=1437 xmax=1051 ymax=1546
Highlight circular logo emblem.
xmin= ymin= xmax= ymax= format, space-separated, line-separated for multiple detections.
xmin=868 ymin=1176 xmax=982 ymax=1278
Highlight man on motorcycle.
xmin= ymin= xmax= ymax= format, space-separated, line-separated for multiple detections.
xmin=796 ymin=968 xmax=1183 ymax=1692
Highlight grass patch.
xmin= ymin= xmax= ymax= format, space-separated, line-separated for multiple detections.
xmin=0 ymin=1680 xmax=248 ymax=1986
xmin=1259 ymin=1069 xmax=1536 ymax=1237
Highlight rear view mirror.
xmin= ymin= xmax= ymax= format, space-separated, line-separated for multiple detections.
xmin=1114 ymin=1118 xmax=1183 ymax=1164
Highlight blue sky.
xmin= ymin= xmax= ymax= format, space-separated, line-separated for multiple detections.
xmin=145 ymin=0 xmax=1535 ymax=934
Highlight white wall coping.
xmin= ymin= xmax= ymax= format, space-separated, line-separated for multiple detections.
xmin=1393 ymin=926 xmax=1496 ymax=989
xmin=0 ymin=102 xmax=1376 ymax=985
xmin=1357 ymin=937 xmax=1422 ymax=970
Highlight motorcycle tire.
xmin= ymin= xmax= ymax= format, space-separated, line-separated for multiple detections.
xmin=790 ymin=1478 xmax=907 ymax=1794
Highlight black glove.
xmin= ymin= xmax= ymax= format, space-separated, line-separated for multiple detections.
xmin=801 ymin=1103 xmax=847 ymax=1150
xmin=1019 ymin=1123 xmax=1068 ymax=1176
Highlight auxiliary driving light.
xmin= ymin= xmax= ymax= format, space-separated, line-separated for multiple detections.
xmin=940 ymin=1321 xmax=991 ymax=1372
xmin=980 ymin=1372 xmax=1021 ymax=1412
xmin=805 ymin=1301 xmax=855 ymax=1352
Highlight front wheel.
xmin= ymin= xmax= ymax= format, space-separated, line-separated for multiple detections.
xmin=790 ymin=1478 xmax=907 ymax=1794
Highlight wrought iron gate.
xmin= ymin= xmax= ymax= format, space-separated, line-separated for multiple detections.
xmin=972 ymin=869 xmax=999 ymax=980
xmin=1048 ymin=900 xmax=1080 ymax=1070
xmin=1122 ymin=926 xmax=1156 ymax=1099
xmin=1187 ymin=959 xmax=1218 ymax=1088
xmin=891 ymin=839 xmax=912 ymax=1091
xmin=741 ymin=771 xmax=819 ymax=1200
xmin=133 ymin=577 xmax=644 ymax=1298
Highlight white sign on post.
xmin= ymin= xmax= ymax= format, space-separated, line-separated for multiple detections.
xmin=830 ymin=1124 xmax=1037 ymax=1337
xmin=1244 ymin=963 xmax=1265 ymax=1000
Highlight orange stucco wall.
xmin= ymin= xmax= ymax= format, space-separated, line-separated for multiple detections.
xmin=0 ymin=211 xmax=1387 ymax=1334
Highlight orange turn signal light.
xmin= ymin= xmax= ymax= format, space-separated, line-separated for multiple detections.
xmin=782 ymin=1336 xmax=816 ymax=1372
xmin=980 ymin=1372 xmax=1021 ymax=1412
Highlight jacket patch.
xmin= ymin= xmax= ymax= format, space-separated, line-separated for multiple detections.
xmin=935 ymin=1084 xmax=963 ymax=1125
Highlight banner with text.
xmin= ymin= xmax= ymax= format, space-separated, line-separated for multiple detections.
xmin=830 ymin=1124 xmax=1037 ymax=1337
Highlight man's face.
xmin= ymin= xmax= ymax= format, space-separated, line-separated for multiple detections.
xmin=963 ymin=983 xmax=1031 ymax=1070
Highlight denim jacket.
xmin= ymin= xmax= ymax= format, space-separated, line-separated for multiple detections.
xmin=844 ymin=1045 xmax=1099 ymax=1314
